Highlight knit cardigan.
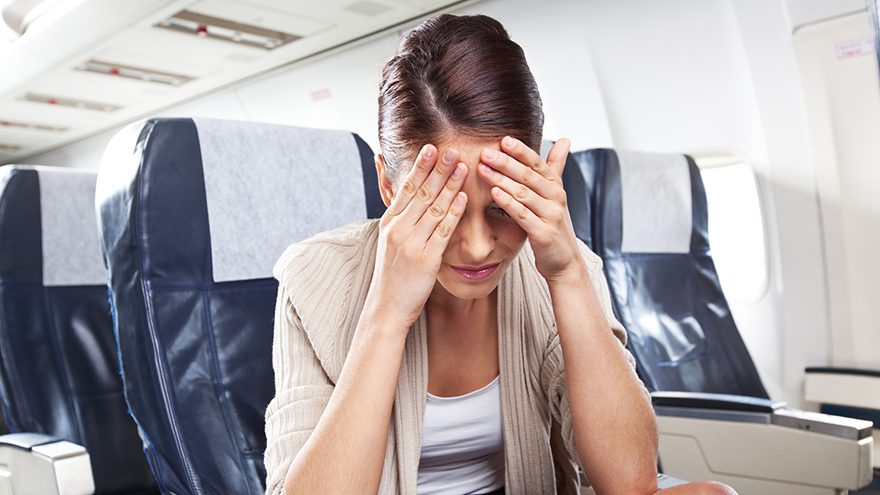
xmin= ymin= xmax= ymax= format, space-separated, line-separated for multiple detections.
xmin=263 ymin=219 xmax=636 ymax=495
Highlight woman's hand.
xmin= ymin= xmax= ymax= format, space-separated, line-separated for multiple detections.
xmin=367 ymin=144 xmax=469 ymax=332
xmin=477 ymin=136 xmax=581 ymax=283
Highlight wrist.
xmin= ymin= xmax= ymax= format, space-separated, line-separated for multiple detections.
xmin=359 ymin=295 xmax=417 ymax=341
xmin=544 ymin=258 xmax=590 ymax=290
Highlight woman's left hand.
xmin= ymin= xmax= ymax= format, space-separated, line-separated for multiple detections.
xmin=477 ymin=136 xmax=583 ymax=283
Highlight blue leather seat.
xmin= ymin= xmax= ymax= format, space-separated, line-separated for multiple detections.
xmin=568 ymin=148 xmax=768 ymax=398
xmin=0 ymin=165 xmax=157 ymax=494
xmin=96 ymin=118 xmax=385 ymax=494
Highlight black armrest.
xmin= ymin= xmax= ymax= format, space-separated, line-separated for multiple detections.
xmin=806 ymin=367 xmax=880 ymax=378
xmin=652 ymin=391 xmax=786 ymax=424
xmin=651 ymin=391 xmax=786 ymax=413
xmin=652 ymin=391 xmax=873 ymax=439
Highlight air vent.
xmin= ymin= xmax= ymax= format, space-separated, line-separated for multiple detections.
xmin=1 ymin=120 xmax=67 ymax=132
xmin=0 ymin=144 xmax=22 ymax=152
xmin=21 ymin=93 xmax=121 ymax=112
xmin=75 ymin=59 xmax=194 ymax=86
xmin=156 ymin=10 xmax=300 ymax=50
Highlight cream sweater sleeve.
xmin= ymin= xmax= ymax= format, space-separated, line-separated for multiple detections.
xmin=540 ymin=241 xmax=643 ymax=470
xmin=263 ymin=282 xmax=334 ymax=495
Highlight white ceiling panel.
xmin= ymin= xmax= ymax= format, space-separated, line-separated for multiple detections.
xmin=0 ymin=0 xmax=480 ymax=163
xmin=188 ymin=0 xmax=334 ymax=36
xmin=88 ymin=47 xmax=219 ymax=78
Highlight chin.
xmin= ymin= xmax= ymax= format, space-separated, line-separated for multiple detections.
xmin=435 ymin=271 xmax=503 ymax=301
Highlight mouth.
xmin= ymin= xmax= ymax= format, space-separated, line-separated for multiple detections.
xmin=450 ymin=263 xmax=501 ymax=281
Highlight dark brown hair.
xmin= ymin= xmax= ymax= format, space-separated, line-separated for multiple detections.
xmin=378 ymin=14 xmax=544 ymax=184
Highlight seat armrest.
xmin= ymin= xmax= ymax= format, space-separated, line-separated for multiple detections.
xmin=652 ymin=391 xmax=786 ymax=412
xmin=652 ymin=391 xmax=872 ymax=439
xmin=652 ymin=391 xmax=787 ymax=424
xmin=0 ymin=433 xmax=94 ymax=495
xmin=805 ymin=367 xmax=880 ymax=412
xmin=0 ymin=433 xmax=65 ymax=449
xmin=657 ymin=410 xmax=874 ymax=491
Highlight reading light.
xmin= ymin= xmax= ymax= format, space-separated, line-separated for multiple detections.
xmin=21 ymin=93 xmax=121 ymax=112
xmin=75 ymin=59 xmax=193 ymax=86
xmin=0 ymin=119 xmax=67 ymax=132
xmin=156 ymin=10 xmax=300 ymax=50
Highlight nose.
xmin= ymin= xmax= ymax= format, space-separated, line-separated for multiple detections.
xmin=454 ymin=211 xmax=495 ymax=263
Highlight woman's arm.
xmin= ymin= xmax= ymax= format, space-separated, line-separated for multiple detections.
xmin=547 ymin=262 xmax=659 ymax=495
xmin=478 ymin=137 xmax=659 ymax=495
xmin=282 ymin=144 xmax=469 ymax=494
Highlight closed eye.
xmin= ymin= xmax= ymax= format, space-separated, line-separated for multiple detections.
xmin=489 ymin=203 xmax=509 ymax=217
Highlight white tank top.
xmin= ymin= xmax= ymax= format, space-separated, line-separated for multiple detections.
xmin=417 ymin=376 xmax=505 ymax=495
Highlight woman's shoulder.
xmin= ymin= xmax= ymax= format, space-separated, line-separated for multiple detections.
xmin=273 ymin=218 xmax=380 ymax=284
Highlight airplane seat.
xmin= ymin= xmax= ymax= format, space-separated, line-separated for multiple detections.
xmin=570 ymin=149 xmax=767 ymax=397
xmin=0 ymin=165 xmax=158 ymax=494
xmin=567 ymin=148 xmax=874 ymax=495
xmin=96 ymin=118 xmax=385 ymax=495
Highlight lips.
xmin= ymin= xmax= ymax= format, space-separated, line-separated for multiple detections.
xmin=450 ymin=263 xmax=501 ymax=281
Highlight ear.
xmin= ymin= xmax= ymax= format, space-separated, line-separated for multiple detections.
xmin=375 ymin=154 xmax=394 ymax=207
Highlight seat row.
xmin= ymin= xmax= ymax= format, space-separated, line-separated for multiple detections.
xmin=0 ymin=118 xmax=874 ymax=495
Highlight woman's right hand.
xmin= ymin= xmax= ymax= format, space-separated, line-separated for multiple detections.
xmin=365 ymin=144 xmax=469 ymax=333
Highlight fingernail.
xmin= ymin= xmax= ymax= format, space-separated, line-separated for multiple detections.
xmin=480 ymin=163 xmax=494 ymax=175
xmin=455 ymin=192 xmax=465 ymax=204
xmin=443 ymin=149 xmax=456 ymax=164
xmin=452 ymin=163 xmax=463 ymax=179
xmin=503 ymin=136 xmax=515 ymax=147
xmin=422 ymin=145 xmax=434 ymax=159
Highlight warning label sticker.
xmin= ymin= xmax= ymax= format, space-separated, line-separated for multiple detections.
xmin=837 ymin=38 xmax=876 ymax=59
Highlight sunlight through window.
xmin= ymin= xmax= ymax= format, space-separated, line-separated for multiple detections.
xmin=692 ymin=151 xmax=769 ymax=304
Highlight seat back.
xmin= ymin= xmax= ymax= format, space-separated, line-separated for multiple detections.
xmin=96 ymin=118 xmax=384 ymax=495
xmin=0 ymin=165 xmax=157 ymax=494
xmin=569 ymin=149 xmax=768 ymax=398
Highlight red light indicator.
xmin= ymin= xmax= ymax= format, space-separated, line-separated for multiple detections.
xmin=109 ymin=68 xmax=120 ymax=76
xmin=196 ymin=25 xmax=208 ymax=36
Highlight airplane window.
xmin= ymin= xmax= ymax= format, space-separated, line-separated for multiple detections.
xmin=691 ymin=150 xmax=769 ymax=304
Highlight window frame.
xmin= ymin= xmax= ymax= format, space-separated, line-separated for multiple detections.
xmin=686 ymin=147 xmax=770 ymax=304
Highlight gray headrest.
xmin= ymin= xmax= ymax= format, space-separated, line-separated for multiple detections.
xmin=194 ymin=118 xmax=370 ymax=283
xmin=33 ymin=166 xmax=106 ymax=286
xmin=617 ymin=150 xmax=693 ymax=254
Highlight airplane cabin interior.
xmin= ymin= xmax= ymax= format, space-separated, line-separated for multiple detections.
xmin=0 ymin=0 xmax=879 ymax=494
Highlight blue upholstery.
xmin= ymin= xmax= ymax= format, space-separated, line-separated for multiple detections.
xmin=0 ymin=165 xmax=157 ymax=494
xmin=96 ymin=118 xmax=384 ymax=495
xmin=569 ymin=149 xmax=768 ymax=398
xmin=560 ymin=152 xmax=592 ymax=249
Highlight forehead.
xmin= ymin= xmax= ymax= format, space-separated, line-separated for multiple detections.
xmin=435 ymin=136 xmax=502 ymax=163
xmin=436 ymin=136 xmax=502 ymax=204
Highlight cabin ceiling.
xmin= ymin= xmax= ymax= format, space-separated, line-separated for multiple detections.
xmin=0 ymin=0 xmax=475 ymax=164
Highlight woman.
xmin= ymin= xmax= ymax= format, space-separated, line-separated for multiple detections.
xmin=264 ymin=14 xmax=736 ymax=495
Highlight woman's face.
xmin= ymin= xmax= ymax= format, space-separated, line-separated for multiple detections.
xmin=430 ymin=136 xmax=528 ymax=301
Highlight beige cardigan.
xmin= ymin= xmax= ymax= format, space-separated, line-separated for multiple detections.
xmin=264 ymin=219 xmax=635 ymax=495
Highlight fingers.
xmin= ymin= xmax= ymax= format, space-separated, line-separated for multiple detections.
xmin=426 ymin=191 xmax=468 ymax=256
xmin=480 ymin=163 xmax=557 ymax=228
xmin=385 ymin=144 xmax=438 ymax=217
xmin=479 ymin=136 xmax=572 ymax=234
xmin=490 ymin=185 xmax=542 ymax=232
xmin=394 ymin=147 xmax=463 ymax=226
xmin=479 ymin=143 xmax=562 ymax=202
xmin=411 ymin=161 xmax=468 ymax=240
xmin=499 ymin=136 xmax=558 ymax=181
xmin=545 ymin=138 xmax=571 ymax=178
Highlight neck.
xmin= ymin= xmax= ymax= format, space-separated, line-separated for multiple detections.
xmin=425 ymin=283 xmax=497 ymax=340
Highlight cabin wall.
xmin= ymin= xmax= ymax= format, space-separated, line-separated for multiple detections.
xmin=27 ymin=0 xmax=875 ymax=407
xmin=794 ymin=11 xmax=880 ymax=371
